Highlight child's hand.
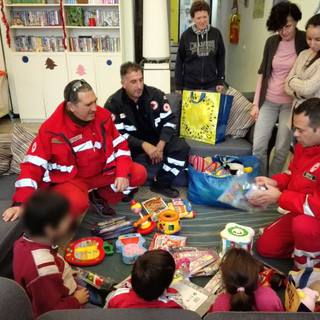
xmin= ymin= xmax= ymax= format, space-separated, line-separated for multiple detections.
xmin=72 ymin=270 xmax=79 ymax=277
xmin=73 ymin=287 xmax=89 ymax=305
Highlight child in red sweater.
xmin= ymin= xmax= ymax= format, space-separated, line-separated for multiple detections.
xmin=105 ymin=250 xmax=184 ymax=309
xmin=13 ymin=191 xmax=89 ymax=318
xmin=209 ymin=248 xmax=283 ymax=312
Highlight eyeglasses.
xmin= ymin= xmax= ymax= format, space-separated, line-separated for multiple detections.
xmin=68 ymin=79 xmax=88 ymax=102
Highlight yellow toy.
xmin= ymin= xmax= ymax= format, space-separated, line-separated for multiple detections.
xmin=157 ymin=209 xmax=181 ymax=235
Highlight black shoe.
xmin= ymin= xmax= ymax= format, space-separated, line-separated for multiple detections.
xmin=121 ymin=188 xmax=138 ymax=203
xmin=89 ymin=190 xmax=116 ymax=217
xmin=150 ymin=181 xmax=179 ymax=198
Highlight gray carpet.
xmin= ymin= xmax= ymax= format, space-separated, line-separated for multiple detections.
xmin=72 ymin=201 xmax=293 ymax=287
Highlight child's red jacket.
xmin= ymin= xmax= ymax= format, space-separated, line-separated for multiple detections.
xmin=13 ymin=235 xmax=80 ymax=318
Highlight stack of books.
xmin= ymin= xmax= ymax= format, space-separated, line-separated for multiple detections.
xmin=83 ymin=9 xmax=119 ymax=26
xmin=64 ymin=0 xmax=119 ymax=4
xmin=11 ymin=10 xmax=61 ymax=26
xmin=14 ymin=36 xmax=64 ymax=52
xmin=69 ymin=35 xmax=120 ymax=52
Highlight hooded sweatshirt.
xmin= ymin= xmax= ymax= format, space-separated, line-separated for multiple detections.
xmin=175 ymin=25 xmax=225 ymax=91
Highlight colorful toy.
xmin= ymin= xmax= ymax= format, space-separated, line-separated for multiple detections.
xmin=65 ymin=236 xmax=113 ymax=266
xmin=297 ymin=288 xmax=319 ymax=312
xmin=157 ymin=209 xmax=181 ymax=235
xmin=220 ymin=223 xmax=255 ymax=255
xmin=131 ymin=200 xmax=156 ymax=234
xmin=259 ymin=266 xmax=286 ymax=290
xmin=116 ymin=233 xmax=147 ymax=264
xmin=168 ymin=198 xmax=195 ymax=219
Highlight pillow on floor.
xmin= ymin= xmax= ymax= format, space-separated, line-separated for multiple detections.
xmin=225 ymin=86 xmax=254 ymax=139
xmin=10 ymin=124 xmax=36 ymax=174
xmin=0 ymin=133 xmax=12 ymax=176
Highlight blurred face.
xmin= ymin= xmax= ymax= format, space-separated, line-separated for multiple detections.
xmin=121 ymin=70 xmax=144 ymax=102
xmin=45 ymin=214 xmax=72 ymax=243
xmin=278 ymin=16 xmax=297 ymax=41
xmin=293 ymin=112 xmax=320 ymax=148
xmin=67 ymin=90 xmax=97 ymax=122
xmin=192 ymin=10 xmax=209 ymax=31
xmin=306 ymin=25 xmax=320 ymax=53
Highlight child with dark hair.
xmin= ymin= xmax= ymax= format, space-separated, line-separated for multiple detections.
xmin=13 ymin=190 xmax=89 ymax=318
xmin=209 ymin=248 xmax=283 ymax=312
xmin=105 ymin=250 xmax=184 ymax=309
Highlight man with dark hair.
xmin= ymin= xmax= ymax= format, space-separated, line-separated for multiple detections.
xmin=3 ymin=79 xmax=147 ymax=222
xmin=105 ymin=250 xmax=184 ymax=308
xmin=105 ymin=62 xmax=190 ymax=198
xmin=250 ymin=98 xmax=320 ymax=270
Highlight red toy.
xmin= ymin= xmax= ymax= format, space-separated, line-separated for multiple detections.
xmin=131 ymin=200 xmax=156 ymax=235
xmin=65 ymin=236 xmax=113 ymax=266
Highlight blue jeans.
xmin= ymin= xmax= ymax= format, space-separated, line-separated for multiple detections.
xmin=253 ymin=100 xmax=292 ymax=177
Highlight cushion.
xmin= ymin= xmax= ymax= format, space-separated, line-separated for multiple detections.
xmin=186 ymin=137 xmax=253 ymax=158
xmin=10 ymin=124 xmax=36 ymax=174
xmin=0 ymin=134 xmax=12 ymax=176
xmin=225 ymin=86 xmax=254 ymax=139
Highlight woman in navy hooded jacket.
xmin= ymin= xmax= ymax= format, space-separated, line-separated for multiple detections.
xmin=175 ymin=0 xmax=225 ymax=93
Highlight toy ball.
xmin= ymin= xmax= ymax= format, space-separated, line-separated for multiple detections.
xmin=220 ymin=223 xmax=255 ymax=256
xmin=65 ymin=236 xmax=113 ymax=266
xmin=157 ymin=209 xmax=181 ymax=235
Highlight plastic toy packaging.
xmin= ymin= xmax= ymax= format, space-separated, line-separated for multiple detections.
xmin=218 ymin=175 xmax=267 ymax=212
xmin=76 ymin=267 xmax=118 ymax=292
xmin=91 ymin=216 xmax=135 ymax=240
xmin=169 ymin=246 xmax=219 ymax=277
xmin=168 ymin=198 xmax=195 ymax=219
xmin=149 ymin=233 xmax=187 ymax=250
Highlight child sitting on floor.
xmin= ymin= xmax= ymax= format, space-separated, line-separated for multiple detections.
xmin=13 ymin=190 xmax=89 ymax=318
xmin=209 ymin=248 xmax=283 ymax=312
xmin=105 ymin=250 xmax=184 ymax=309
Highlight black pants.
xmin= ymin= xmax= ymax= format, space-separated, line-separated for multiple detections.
xmin=131 ymin=136 xmax=190 ymax=188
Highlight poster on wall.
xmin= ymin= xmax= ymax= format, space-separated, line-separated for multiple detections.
xmin=253 ymin=0 xmax=265 ymax=19
xmin=179 ymin=0 xmax=212 ymax=39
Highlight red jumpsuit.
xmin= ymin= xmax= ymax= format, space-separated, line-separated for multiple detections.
xmin=257 ymin=143 xmax=320 ymax=270
xmin=12 ymin=102 xmax=147 ymax=218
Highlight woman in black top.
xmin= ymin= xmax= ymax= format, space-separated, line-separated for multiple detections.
xmin=175 ymin=0 xmax=225 ymax=93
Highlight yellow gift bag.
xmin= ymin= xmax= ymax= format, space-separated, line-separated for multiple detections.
xmin=180 ymin=90 xmax=233 ymax=145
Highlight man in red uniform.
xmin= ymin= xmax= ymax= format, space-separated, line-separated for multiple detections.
xmin=251 ymin=98 xmax=320 ymax=270
xmin=3 ymin=79 xmax=147 ymax=222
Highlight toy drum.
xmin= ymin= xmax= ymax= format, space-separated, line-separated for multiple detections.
xmin=220 ymin=223 xmax=254 ymax=256
xmin=157 ymin=209 xmax=181 ymax=235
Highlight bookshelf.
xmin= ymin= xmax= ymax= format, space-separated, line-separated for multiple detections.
xmin=0 ymin=0 xmax=123 ymax=121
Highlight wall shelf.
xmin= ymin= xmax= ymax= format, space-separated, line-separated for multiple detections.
xmin=63 ymin=3 xmax=119 ymax=6
xmin=1 ymin=0 xmax=123 ymax=121
xmin=65 ymin=25 xmax=119 ymax=29
xmin=6 ymin=3 xmax=60 ymax=6
xmin=11 ymin=25 xmax=62 ymax=28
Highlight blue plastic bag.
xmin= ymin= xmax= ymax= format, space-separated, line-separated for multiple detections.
xmin=188 ymin=155 xmax=260 ymax=207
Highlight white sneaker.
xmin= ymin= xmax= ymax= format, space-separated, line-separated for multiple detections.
xmin=277 ymin=207 xmax=290 ymax=215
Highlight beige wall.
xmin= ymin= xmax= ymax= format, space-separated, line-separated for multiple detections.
xmin=215 ymin=0 xmax=318 ymax=92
